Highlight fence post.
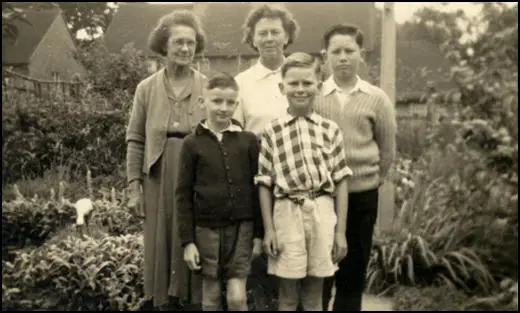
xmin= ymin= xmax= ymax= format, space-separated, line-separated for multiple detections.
xmin=377 ymin=2 xmax=397 ymax=233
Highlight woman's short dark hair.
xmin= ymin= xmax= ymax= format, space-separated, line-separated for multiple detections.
xmin=322 ymin=24 xmax=364 ymax=50
xmin=148 ymin=10 xmax=206 ymax=57
xmin=241 ymin=4 xmax=300 ymax=52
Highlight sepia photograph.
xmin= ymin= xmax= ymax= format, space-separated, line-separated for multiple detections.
xmin=2 ymin=1 xmax=518 ymax=311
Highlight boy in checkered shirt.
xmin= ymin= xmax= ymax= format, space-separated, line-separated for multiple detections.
xmin=255 ymin=52 xmax=352 ymax=311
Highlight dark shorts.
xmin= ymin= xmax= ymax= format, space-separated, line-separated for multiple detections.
xmin=195 ymin=221 xmax=254 ymax=280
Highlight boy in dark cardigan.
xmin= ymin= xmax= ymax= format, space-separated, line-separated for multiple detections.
xmin=176 ymin=72 xmax=263 ymax=311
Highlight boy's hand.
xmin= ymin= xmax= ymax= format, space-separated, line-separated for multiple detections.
xmin=252 ymin=238 xmax=263 ymax=260
xmin=263 ymin=231 xmax=279 ymax=258
xmin=183 ymin=243 xmax=201 ymax=271
xmin=332 ymin=232 xmax=348 ymax=263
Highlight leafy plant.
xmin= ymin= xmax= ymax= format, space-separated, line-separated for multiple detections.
xmin=2 ymin=93 xmax=128 ymax=184
xmin=2 ymin=182 xmax=142 ymax=253
xmin=367 ymin=233 xmax=494 ymax=296
xmin=393 ymin=281 xmax=518 ymax=311
xmin=2 ymin=234 xmax=145 ymax=311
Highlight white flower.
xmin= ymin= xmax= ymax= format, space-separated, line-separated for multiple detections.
xmin=75 ymin=198 xmax=94 ymax=225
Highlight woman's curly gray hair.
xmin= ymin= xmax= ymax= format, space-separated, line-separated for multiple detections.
xmin=241 ymin=4 xmax=300 ymax=52
xmin=148 ymin=10 xmax=206 ymax=57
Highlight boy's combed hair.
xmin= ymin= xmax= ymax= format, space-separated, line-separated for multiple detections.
xmin=281 ymin=52 xmax=321 ymax=78
xmin=206 ymin=72 xmax=239 ymax=91
xmin=322 ymin=23 xmax=364 ymax=50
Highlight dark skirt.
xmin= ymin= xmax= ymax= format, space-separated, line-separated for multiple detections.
xmin=142 ymin=138 xmax=202 ymax=307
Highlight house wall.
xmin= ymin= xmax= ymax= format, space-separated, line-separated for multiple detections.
xmin=196 ymin=55 xmax=257 ymax=76
xmin=28 ymin=15 xmax=85 ymax=81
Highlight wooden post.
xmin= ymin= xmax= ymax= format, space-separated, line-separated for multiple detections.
xmin=377 ymin=2 xmax=397 ymax=233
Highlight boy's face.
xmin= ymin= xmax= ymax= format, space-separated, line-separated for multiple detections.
xmin=324 ymin=33 xmax=364 ymax=81
xmin=279 ymin=67 xmax=322 ymax=112
xmin=202 ymin=87 xmax=239 ymax=125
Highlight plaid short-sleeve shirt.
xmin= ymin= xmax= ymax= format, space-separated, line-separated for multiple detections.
xmin=255 ymin=112 xmax=352 ymax=198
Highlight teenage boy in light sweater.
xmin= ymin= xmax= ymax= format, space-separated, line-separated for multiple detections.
xmin=315 ymin=24 xmax=397 ymax=311
xmin=176 ymin=72 xmax=263 ymax=311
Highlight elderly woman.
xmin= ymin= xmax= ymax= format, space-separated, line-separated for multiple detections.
xmin=233 ymin=3 xmax=300 ymax=310
xmin=126 ymin=10 xmax=207 ymax=311
xmin=234 ymin=4 xmax=300 ymax=136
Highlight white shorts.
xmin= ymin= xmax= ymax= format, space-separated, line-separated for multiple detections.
xmin=267 ymin=195 xmax=338 ymax=279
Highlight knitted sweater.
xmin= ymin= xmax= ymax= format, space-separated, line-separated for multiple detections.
xmin=314 ymin=77 xmax=397 ymax=193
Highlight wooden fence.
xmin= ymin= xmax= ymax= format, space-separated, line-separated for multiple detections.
xmin=2 ymin=69 xmax=85 ymax=102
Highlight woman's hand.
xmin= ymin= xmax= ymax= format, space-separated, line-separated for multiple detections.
xmin=183 ymin=243 xmax=201 ymax=271
xmin=127 ymin=181 xmax=145 ymax=218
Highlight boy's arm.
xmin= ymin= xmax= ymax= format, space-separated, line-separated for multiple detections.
xmin=255 ymin=130 xmax=275 ymax=235
xmin=330 ymin=127 xmax=353 ymax=235
xmin=258 ymin=185 xmax=274 ymax=235
xmin=248 ymin=133 xmax=263 ymax=239
xmin=374 ymin=92 xmax=397 ymax=182
xmin=175 ymin=138 xmax=197 ymax=247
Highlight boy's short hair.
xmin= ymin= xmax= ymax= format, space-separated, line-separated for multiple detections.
xmin=206 ymin=72 xmax=239 ymax=91
xmin=322 ymin=24 xmax=364 ymax=50
xmin=281 ymin=52 xmax=321 ymax=79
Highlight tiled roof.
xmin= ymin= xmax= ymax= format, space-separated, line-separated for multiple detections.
xmin=104 ymin=2 xmax=376 ymax=56
xmin=2 ymin=9 xmax=60 ymax=65
xmin=103 ymin=2 xmax=194 ymax=55
xmin=103 ymin=2 xmax=456 ymax=99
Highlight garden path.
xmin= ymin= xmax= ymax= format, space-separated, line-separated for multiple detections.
xmin=326 ymin=287 xmax=394 ymax=311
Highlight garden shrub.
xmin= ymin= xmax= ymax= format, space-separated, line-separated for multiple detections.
xmin=2 ymin=93 xmax=128 ymax=184
xmin=74 ymin=40 xmax=150 ymax=110
xmin=2 ymin=234 xmax=145 ymax=311
xmin=393 ymin=282 xmax=518 ymax=311
xmin=371 ymin=3 xmax=518 ymax=297
xmin=2 ymin=184 xmax=143 ymax=252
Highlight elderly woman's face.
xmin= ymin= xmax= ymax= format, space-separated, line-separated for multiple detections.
xmin=253 ymin=17 xmax=288 ymax=61
xmin=166 ymin=25 xmax=197 ymax=66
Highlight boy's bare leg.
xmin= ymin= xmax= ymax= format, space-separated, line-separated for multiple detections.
xmin=202 ymin=277 xmax=222 ymax=311
xmin=226 ymin=277 xmax=248 ymax=311
xmin=279 ymin=278 xmax=300 ymax=311
xmin=301 ymin=276 xmax=324 ymax=311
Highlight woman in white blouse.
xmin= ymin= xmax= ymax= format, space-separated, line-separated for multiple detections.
xmin=233 ymin=3 xmax=301 ymax=311
xmin=234 ymin=4 xmax=300 ymax=136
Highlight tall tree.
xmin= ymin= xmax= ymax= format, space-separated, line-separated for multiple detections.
xmin=9 ymin=2 xmax=119 ymax=41
xmin=398 ymin=5 xmax=466 ymax=46
xmin=2 ymin=2 xmax=31 ymax=43
xmin=55 ymin=2 xmax=119 ymax=41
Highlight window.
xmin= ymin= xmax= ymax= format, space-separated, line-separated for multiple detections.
xmin=52 ymin=72 xmax=61 ymax=81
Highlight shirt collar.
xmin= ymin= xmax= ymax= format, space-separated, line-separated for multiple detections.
xmin=322 ymin=75 xmax=371 ymax=96
xmin=200 ymin=120 xmax=242 ymax=134
xmin=251 ymin=58 xmax=286 ymax=80
xmin=282 ymin=108 xmax=320 ymax=126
